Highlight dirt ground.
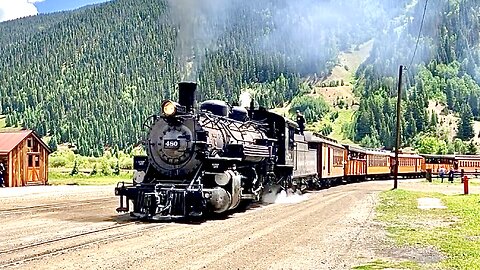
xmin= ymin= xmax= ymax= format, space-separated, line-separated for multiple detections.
xmin=0 ymin=180 xmax=477 ymax=270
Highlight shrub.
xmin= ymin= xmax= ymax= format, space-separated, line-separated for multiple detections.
xmin=330 ymin=111 xmax=339 ymax=122
xmin=320 ymin=124 xmax=333 ymax=136
xmin=49 ymin=156 xmax=68 ymax=168
xmin=113 ymin=161 xmax=120 ymax=175
xmin=90 ymin=164 xmax=98 ymax=176
xmin=70 ymin=160 xmax=79 ymax=176
xmin=119 ymin=156 xmax=133 ymax=170
xmin=290 ymin=95 xmax=330 ymax=123
xmin=100 ymin=160 xmax=111 ymax=176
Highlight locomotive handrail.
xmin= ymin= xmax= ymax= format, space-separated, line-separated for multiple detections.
xmin=188 ymin=164 xmax=204 ymax=189
xmin=142 ymin=114 xmax=158 ymax=130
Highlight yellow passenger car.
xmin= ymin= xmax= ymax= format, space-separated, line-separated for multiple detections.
xmin=365 ymin=150 xmax=391 ymax=179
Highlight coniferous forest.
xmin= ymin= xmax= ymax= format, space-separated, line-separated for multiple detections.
xmin=0 ymin=0 xmax=479 ymax=155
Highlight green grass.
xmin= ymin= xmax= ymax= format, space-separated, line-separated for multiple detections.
xmin=424 ymin=177 xmax=480 ymax=186
xmin=0 ymin=115 xmax=5 ymax=129
xmin=374 ymin=189 xmax=480 ymax=270
xmin=330 ymin=109 xmax=354 ymax=143
xmin=309 ymin=109 xmax=356 ymax=144
xmin=353 ymin=260 xmax=421 ymax=270
xmin=48 ymin=171 xmax=132 ymax=186
xmin=0 ymin=114 xmax=21 ymax=131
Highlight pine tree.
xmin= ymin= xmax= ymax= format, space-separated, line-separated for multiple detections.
xmin=70 ymin=160 xmax=79 ymax=176
xmin=468 ymin=92 xmax=479 ymax=117
xmin=457 ymin=104 xmax=475 ymax=140
xmin=90 ymin=164 xmax=98 ymax=176
xmin=405 ymin=111 xmax=417 ymax=139
xmin=467 ymin=141 xmax=478 ymax=155
xmin=48 ymin=135 xmax=58 ymax=152
xmin=430 ymin=110 xmax=438 ymax=128
xmin=113 ymin=161 xmax=120 ymax=176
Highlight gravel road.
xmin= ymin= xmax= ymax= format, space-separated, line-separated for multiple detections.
xmin=0 ymin=180 xmax=476 ymax=270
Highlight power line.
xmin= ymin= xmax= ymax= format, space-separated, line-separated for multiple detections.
xmin=408 ymin=0 xmax=429 ymax=68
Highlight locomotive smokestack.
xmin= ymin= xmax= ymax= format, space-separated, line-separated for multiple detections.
xmin=178 ymin=81 xmax=197 ymax=113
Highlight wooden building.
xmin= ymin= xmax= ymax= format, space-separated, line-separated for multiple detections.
xmin=0 ymin=130 xmax=51 ymax=187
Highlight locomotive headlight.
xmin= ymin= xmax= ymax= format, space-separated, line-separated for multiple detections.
xmin=162 ymin=100 xmax=177 ymax=116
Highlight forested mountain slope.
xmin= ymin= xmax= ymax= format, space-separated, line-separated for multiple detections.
xmin=1 ymin=0 xmax=478 ymax=155
xmin=0 ymin=0 xmax=396 ymax=155
xmin=353 ymin=0 xmax=480 ymax=154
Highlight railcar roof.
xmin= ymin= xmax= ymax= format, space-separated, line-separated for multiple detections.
xmin=303 ymin=132 xmax=345 ymax=148
xmin=342 ymin=144 xmax=367 ymax=154
xmin=389 ymin=153 xmax=423 ymax=158
xmin=364 ymin=149 xmax=391 ymax=156
xmin=420 ymin=154 xmax=456 ymax=159
xmin=455 ymin=155 xmax=480 ymax=160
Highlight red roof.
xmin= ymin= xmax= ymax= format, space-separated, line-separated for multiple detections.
xmin=0 ymin=130 xmax=34 ymax=154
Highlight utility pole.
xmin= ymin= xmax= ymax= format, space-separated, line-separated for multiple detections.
xmin=394 ymin=65 xmax=404 ymax=190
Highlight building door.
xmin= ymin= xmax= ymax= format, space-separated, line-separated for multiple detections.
xmin=27 ymin=154 xmax=40 ymax=183
xmin=0 ymin=156 xmax=7 ymax=186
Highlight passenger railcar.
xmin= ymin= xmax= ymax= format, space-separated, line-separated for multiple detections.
xmin=454 ymin=155 xmax=480 ymax=174
xmin=421 ymin=154 xmax=455 ymax=174
xmin=365 ymin=150 xmax=391 ymax=179
xmin=304 ymin=132 xmax=345 ymax=187
xmin=343 ymin=145 xmax=367 ymax=182
xmin=390 ymin=153 xmax=425 ymax=178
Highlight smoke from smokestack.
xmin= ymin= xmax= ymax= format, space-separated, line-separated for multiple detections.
xmin=239 ymin=91 xmax=252 ymax=108
xmin=167 ymin=0 xmax=233 ymax=81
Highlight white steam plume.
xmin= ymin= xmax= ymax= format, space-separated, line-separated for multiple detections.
xmin=261 ymin=185 xmax=309 ymax=205
xmin=239 ymin=91 xmax=252 ymax=108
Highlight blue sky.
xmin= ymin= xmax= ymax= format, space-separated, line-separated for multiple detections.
xmin=35 ymin=0 xmax=111 ymax=13
xmin=0 ymin=0 xmax=111 ymax=22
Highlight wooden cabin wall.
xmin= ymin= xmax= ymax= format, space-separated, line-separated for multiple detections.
xmin=4 ymin=134 xmax=49 ymax=187
xmin=40 ymin=145 xmax=49 ymax=184
xmin=8 ymin=140 xmax=25 ymax=187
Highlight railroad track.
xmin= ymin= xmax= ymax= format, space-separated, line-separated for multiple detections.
xmin=0 ymin=222 xmax=166 ymax=268
xmin=0 ymin=197 xmax=114 ymax=216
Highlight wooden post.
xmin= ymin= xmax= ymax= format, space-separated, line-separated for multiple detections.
xmin=394 ymin=65 xmax=404 ymax=190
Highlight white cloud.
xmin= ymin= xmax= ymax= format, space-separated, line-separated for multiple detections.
xmin=0 ymin=0 xmax=45 ymax=22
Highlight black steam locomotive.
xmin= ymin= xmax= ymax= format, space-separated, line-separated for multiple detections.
xmin=115 ymin=82 xmax=312 ymax=220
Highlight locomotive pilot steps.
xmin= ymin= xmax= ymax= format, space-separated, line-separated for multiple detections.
xmin=115 ymin=82 xmax=434 ymax=220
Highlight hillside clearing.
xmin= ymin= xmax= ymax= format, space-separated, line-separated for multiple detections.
xmin=428 ymin=101 xmax=480 ymax=144
xmin=311 ymin=40 xmax=374 ymax=107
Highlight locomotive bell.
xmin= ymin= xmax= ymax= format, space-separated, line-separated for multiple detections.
xmin=178 ymin=82 xmax=197 ymax=113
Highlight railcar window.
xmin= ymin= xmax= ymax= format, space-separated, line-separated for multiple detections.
xmin=333 ymin=149 xmax=343 ymax=167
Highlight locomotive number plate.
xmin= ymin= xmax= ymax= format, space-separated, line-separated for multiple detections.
xmin=164 ymin=140 xmax=180 ymax=149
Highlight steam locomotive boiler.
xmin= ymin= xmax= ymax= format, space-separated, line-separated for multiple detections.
xmin=115 ymin=82 xmax=279 ymax=220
